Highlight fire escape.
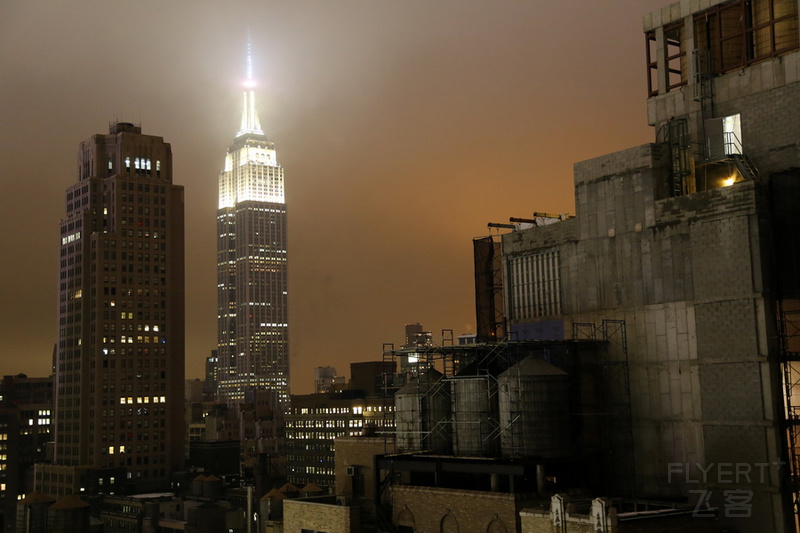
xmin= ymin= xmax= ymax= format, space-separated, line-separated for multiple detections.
xmin=692 ymin=47 xmax=760 ymax=190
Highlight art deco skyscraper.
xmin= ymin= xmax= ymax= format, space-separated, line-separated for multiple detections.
xmin=43 ymin=122 xmax=185 ymax=495
xmin=216 ymin=50 xmax=289 ymax=405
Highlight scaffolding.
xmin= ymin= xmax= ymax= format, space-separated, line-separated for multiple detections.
xmin=778 ymin=305 xmax=800 ymax=529
xmin=381 ymin=333 xmax=620 ymax=467
xmin=573 ymin=319 xmax=635 ymax=498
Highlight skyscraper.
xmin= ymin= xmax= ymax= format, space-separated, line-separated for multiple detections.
xmin=216 ymin=47 xmax=289 ymax=405
xmin=40 ymin=122 xmax=185 ymax=495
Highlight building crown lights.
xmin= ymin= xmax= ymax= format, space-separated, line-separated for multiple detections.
xmin=237 ymin=34 xmax=264 ymax=138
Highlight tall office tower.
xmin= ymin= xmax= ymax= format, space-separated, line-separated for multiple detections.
xmin=42 ymin=122 xmax=185 ymax=495
xmin=216 ymin=48 xmax=289 ymax=405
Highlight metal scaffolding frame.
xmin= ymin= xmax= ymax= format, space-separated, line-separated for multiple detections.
xmin=382 ymin=334 xmax=612 ymax=461
xmin=573 ymin=319 xmax=635 ymax=498
xmin=778 ymin=304 xmax=800 ymax=528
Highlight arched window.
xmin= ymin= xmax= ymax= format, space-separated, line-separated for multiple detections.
xmin=486 ymin=517 xmax=508 ymax=533
xmin=440 ymin=512 xmax=459 ymax=533
xmin=398 ymin=506 xmax=415 ymax=533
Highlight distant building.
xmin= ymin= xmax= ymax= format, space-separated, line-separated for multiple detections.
xmin=399 ymin=323 xmax=433 ymax=371
xmin=403 ymin=323 xmax=432 ymax=349
xmin=185 ymin=379 xmax=204 ymax=404
xmin=348 ymin=361 xmax=395 ymax=397
xmin=38 ymin=121 xmax=185 ymax=496
xmin=456 ymin=333 xmax=476 ymax=345
xmin=216 ymin=46 xmax=289 ymax=405
xmin=313 ymin=366 xmax=344 ymax=394
xmin=0 ymin=374 xmax=53 ymax=528
xmin=205 ymin=350 xmax=218 ymax=400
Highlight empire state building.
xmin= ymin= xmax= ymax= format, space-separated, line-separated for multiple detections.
xmin=217 ymin=51 xmax=288 ymax=405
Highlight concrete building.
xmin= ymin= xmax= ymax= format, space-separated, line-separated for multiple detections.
xmin=490 ymin=0 xmax=800 ymax=530
xmin=216 ymin=45 xmax=289 ymax=405
xmin=38 ymin=122 xmax=185 ymax=495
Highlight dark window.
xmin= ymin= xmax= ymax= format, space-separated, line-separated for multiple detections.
xmin=695 ymin=0 xmax=799 ymax=74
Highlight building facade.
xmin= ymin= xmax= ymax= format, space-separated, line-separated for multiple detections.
xmin=216 ymin=50 xmax=289 ymax=406
xmin=285 ymin=391 xmax=394 ymax=489
xmin=313 ymin=367 xmax=344 ymax=394
xmin=0 ymin=374 xmax=53 ymax=529
xmin=496 ymin=1 xmax=800 ymax=530
xmin=41 ymin=122 xmax=185 ymax=495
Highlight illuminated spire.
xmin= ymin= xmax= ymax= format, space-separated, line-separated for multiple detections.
xmin=237 ymin=30 xmax=264 ymax=137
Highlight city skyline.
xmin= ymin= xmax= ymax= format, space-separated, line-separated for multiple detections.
xmin=0 ymin=0 xmax=668 ymax=394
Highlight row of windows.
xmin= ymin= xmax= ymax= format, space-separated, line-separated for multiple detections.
xmin=101 ymin=248 xmax=167 ymax=262
xmin=123 ymin=157 xmax=161 ymax=175
xmin=116 ymin=217 xmax=166 ymax=229
xmin=103 ymin=296 xmax=168 ymax=308
xmin=293 ymin=405 xmax=391 ymax=415
xmin=101 ymin=271 xmax=168 ymax=285
xmin=66 ymin=183 xmax=91 ymax=201
xmin=696 ymin=0 xmax=799 ymax=73
xmin=646 ymin=0 xmax=799 ymax=96
xmin=119 ymin=193 xmax=165 ymax=205
xmin=285 ymin=431 xmax=371 ymax=440
xmin=119 ymin=181 xmax=166 ymax=193
xmin=104 ymin=234 xmax=165 ymax=248
xmin=99 ymin=346 xmax=166 ymax=356
xmin=101 ymin=335 xmax=166 ymax=345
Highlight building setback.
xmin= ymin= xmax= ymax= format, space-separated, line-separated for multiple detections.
xmin=494 ymin=0 xmax=800 ymax=530
xmin=216 ymin=47 xmax=289 ymax=405
xmin=39 ymin=122 xmax=185 ymax=495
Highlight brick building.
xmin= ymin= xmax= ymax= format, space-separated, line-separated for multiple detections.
xmin=38 ymin=122 xmax=185 ymax=496
xmin=282 ymin=497 xmax=359 ymax=533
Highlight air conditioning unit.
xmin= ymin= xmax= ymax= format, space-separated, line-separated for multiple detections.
xmin=346 ymin=465 xmax=356 ymax=476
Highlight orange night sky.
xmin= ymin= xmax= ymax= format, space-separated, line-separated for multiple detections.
xmin=0 ymin=0 xmax=670 ymax=394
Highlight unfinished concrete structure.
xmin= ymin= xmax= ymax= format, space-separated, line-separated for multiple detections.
xmin=495 ymin=0 xmax=800 ymax=530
